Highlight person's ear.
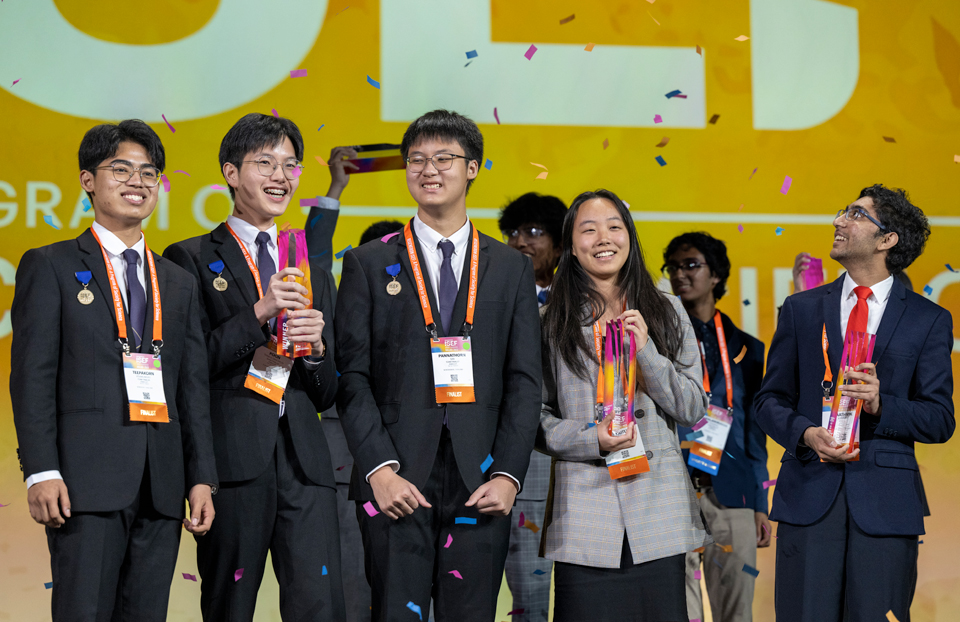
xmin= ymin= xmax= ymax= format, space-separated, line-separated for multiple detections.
xmin=466 ymin=159 xmax=479 ymax=180
xmin=79 ymin=170 xmax=96 ymax=194
xmin=878 ymin=231 xmax=899 ymax=252
xmin=223 ymin=162 xmax=240 ymax=193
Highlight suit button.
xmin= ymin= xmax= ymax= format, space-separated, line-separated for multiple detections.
xmin=645 ymin=450 xmax=653 ymax=459
xmin=635 ymin=409 xmax=645 ymax=418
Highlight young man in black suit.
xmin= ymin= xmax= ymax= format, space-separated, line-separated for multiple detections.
xmin=335 ymin=109 xmax=542 ymax=621
xmin=11 ymin=120 xmax=217 ymax=621
xmin=164 ymin=113 xmax=343 ymax=621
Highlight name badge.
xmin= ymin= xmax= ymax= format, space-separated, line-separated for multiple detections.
xmin=123 ymin=353 xmax=169 ymax=422
xmin=687 ymin=405 xmax=733 ymax=475
xmin=431 ymin=336 xmax=475 ymax=403
xmin=244 ymin=337 xmax=294 ymax=404
xmin=604 ymin=430 xmax=649 ymax=477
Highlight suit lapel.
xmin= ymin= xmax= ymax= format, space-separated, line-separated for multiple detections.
xmin=397 ymin=221 xmax=443 ymax=333
xmin=871 ymin=278 xmax=906 ymax=363
xmin=210 ymin=223 xmax=259 ymax=306
xmin=448 ymin=225 xmax=487 ymax=336
xmin=77 ymin=228 xmax=113 ymax=310
xmin=822 ymin=275 xmax=845 ymax=376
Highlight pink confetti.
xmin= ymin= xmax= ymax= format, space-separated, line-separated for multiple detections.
xmin=444 ymin=534 xmax=453 ymax=548
xmin=12 ymin=79 xmax=19 ymax=86
xmin=162 ymin=114 xmax=176 ymax=133
xmin=300 ymin=198 xmax=319 ymax=208
xmin=182 ymin=573 xmax=197 ymax=581
xmin=494 ymin=107 xmax=501 ymax=125
xmin=694 ymin=570 xmax=701 ymax=580
xmin=0 ymin=502 xmax=9 ymax=508
xmin=448 ymin=570 xmax=463 ymax=579
xmin=780 ymin=176 xmax=792 ymax=194
xmin=335 ymin=465 xmax=348 ymax=471
xmin=518 ymin=512 xmax=525 ymax=528
xmin=174 ymin=170 xmax=191 ymax=176
xmin=738 ymin=224 xmax=744 ymax=234
xmin=763 ymin=479 xmax=777 ymax=489
xmin=271 ymin=109 xmax=279 ymax=118
xmin=211 ymin=184 xmax=228 ymax=190
xmin=234 ymin=568 xmax=244 ymax=582
xmin=524 ymin=45 xmax=538 ymax=60
xmin=290 ymin=69 xmax=308 ymax=78
xmin=749 ymin=167 xmax=758 ymax=180
xmin=508 ymin=609 xmax=525 ymax=616
xmin=654 ymin=114 xmax=663 ymax=123
xmin=381 ymin=231 xmax=401 ymax=243
xmin=290 ymin=166 xmax=303 ymax=178
xmin=363 ymin=501 xmax=379 ymax=517
xmin=161 ymin=174 xmax=170 ymax=193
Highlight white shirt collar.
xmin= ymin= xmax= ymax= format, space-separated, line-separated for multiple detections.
xmin=227 ymin=214 xmax=277 ymax=249
xmin=413 ymin=214 xmax=471 ymax=255
xmin=842 ymin=272 xmax=894 ymax=304
xmin=92 ymin=220 xmax=145 ymax=262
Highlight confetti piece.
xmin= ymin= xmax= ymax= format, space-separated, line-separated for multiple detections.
xmin=300 ymin=198 xmax=319 ymax=208
xmin=716 ymin=543 xmax=734 ymax=553
xmin=494 ymin=107 xmax=501 ymax=125
xmin=743 ymin=299 xmax=751 ymax=306
xmin=406 ymin=601 xmax=423 ymax=620
xmin=780 ymin=176 xmax=792 ymax=194
xmin=749 ymin=167 xmax=758 ymax=180
xmin=646 ymin=0 xmax=655 ymax=3
xmin=82 ymin=198 xmax=92 ymax=212
xmin=174 ymin=169 xmax=191 ymax=176
xmin=271 ymin=109 xmax=279 ymax=118
xmin=366 ymin=75 xmax=380 ymax=89
xmin=182 ymin=573 xmax=197 ymax=581
xmin=480 ymin=454 xmax=494 ymax=473
xmin=518 ymin=512 xmax=525 ymax=527
xmin=524 ymin=520 xmax=540 ymax=534
xmin=161 ymin=174 xmax=170 ymax=193
xmin=315 ymin=155 xmax=329 ymax=167
xmin=886 ymin=611 xmax=900 ymax=622
xmin=234 ymin=568 xmax=244 ymax=582
xmin=919 ymin=540 xmax=923 ymax=544
xmin=12 ymin=79 xmax=20 ymax=86
xmin=211 ymin=184 xmax=228 ymax=190
xmin=923 ymin=284 xmax=933 ymax=296
xmin=648 ymin=12 xmax=660 ymax=26
xmin=310 ymin=214 xmax=323 ymax=229
xmin=739 ymin=204 xmax=744 ymax=211
xmin=43 ymin=215 xmax=59 ymax=230
xmin=603 ymin=138 xmax=609 ymax=150
xmin=733 ymin=345 xmax=747 ymax=364
xmin=381 ymin=231 xmax=401 ymax=243
xmin=724 ymin=451 xmax=736 ymax=460
xmin=45 ymin=582 xmax=53 ymax=589
xmin=586 ymin=422 xmax=596 ymax=428
xmin=665 ymin=89 xmax=682 ymax=98
xmin=508 ymin=609 xmax=526 ymax=616
xmin=290 ymin=69 xmax=308 ymax=78
xmin=449 ymin=570 xmax=463 ymax=579
xmin=0 ymin=502 xmax=8 ymax=508
xmin=680 ymin=441 xmax=694 ymax=449
xmin=696 ymin=45 xmax=702 ymax=56
xmin=464 ymin=61 xmax=473 ymax=68
xmin=322 ymin=565 xmax=328 ymax=576
xmin=530 ymin=162 xmax=548 ymax=170
xmin=654 ymin=114 xmax=663 ymax=123
xmin=685 ymin=431 xmax=704 ymax=441
xmin=763 ymin=479 xmax=777 ymax=489
xmin=363 ymin=501 xmax=379 ymax=517
xmin=444 ymin=534 xmax=453 ymax=548
xmin=162 ymin=114 xmax=176 ymax=133
xmin=334 ymin=464 xmax=346 ymax=470
xmin=776 ymin=227 xmax=785 ymax=236
xmin=655 ymin=137 xmax=669 ymax=148
xmin=584 ymin=42 xmax=595 ymax=52
xmin=694 ymin=570 xmax=702 ymax=580
xmin=533 ymin=569 xmax=547 ymax=575
xmin=455 ymin=517 xmax=477 ymax=525
xmin=948 ymin=264 xmax=958 ymax=272
xmin=882 ymin=136 xmax=896 ymax=143
xmin=709 ymin=114 xmax=720 ymax=124
xmin=742 ymin=563 xmax=760 ymax=577
xmin=655 ymin=155 xmax=666 ymax=166
xmin=560 ymin=14 xmax=575 ymax=25
xmin=335 ymin=245 xmax=353 ymax=259
xmin=738 ymin=224 xmax=744 ymax=234
xmin=954 ymin=155 xmax=960 ymax=164
xmin=485 ymin=159 xmax=493 ymax=170
xmin=536 ymin=172 xmax=548 ymax=180
xmin=317 ymin=125 xmax=325 ymax=130
xmin=735 ymin=35 xmax=750 ymax=41
xmin=524 ymin=45 xmax=538 ymax=60
xmin=466 ymin=50 xmax=478 ymax=59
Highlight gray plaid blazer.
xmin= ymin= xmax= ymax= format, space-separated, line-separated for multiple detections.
xmin=537 ymin=296 xmax=711 ymax=568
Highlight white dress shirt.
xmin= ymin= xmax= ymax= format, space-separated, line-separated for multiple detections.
xmin=27 ymin=222 xmax=147 ymax=489
xmin=839 ymin=273 xmax=894 ymax=337
xmin=226 ymin=214 xmax=278 ymax=276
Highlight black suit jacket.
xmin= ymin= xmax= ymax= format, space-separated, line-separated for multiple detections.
xmin=757 ymin=275 xmax=954 ymax=535
xmin=335 ymin=221 xmax=542 ymax=501
xmin=163 ymin=223 xmax=339 ymax=488
xmin=11 ymin=229 xmax=218 ymax=519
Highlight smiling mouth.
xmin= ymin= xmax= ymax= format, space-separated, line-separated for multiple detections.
xmin=263 ymin=188 xmax=287 ymax=198
xmin=594 ymin=250 xmax=615 ymax=258
xmin=121 ymin=192 xmax=145 ymax=205
xmin=422 ymin=182 xmax=442 ymax=189
xmin=834 ymin=233 xmax=847 ymax=242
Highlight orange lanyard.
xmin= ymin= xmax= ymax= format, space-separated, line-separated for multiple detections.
xmin=225 ymin=223 xmax=265 ymax=299
xmin=403 ymin=220 xmax=480 ymax=338
xmin=90 ymin=227 xmax=162 ymax=355
xmin=698 ymin=310 xmax=733 ymax=411
xmin=821 ymin=324 xmax=833 ymax=387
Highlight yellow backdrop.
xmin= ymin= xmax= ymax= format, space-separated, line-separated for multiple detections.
xmin=1 ymin=1 xmax=959 ymax=620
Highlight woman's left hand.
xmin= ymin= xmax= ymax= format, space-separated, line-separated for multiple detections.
xmin=617 ymin=309 xmax=649 ymax=350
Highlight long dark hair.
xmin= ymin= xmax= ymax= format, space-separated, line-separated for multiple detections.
xmin=542 ymin=189 xmax=683 ymax=380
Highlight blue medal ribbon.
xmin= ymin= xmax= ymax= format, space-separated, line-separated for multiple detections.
xmin=75 ymin=271 xmax=92 ymax=285
xmin=385 ymin=263 xmax=401 ymax=277
xmin=208 ymin=260 xmax=225 ymax=274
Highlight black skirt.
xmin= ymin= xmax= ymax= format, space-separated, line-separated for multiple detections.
xmin=553 ymin=535 xmax=687 ymax=622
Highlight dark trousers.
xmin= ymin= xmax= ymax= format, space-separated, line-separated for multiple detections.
xmin=197 ymin=416 xmax=344 ymax=621
xmin=775 ymin=481 xmax=919 ymax=622
xmin=357 ymin=427 xmax=511 ymax=622
xmin=335 ymin=482 xmax=372 ymax=622
xmin=47 ymin=463 xmax=181 ymax=622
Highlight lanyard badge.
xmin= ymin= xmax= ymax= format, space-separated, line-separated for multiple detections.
xmin=687 ymin=311 xmax=734 ymax=475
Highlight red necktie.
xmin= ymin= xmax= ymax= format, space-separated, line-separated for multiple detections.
xmin=846 ymin=286 xmax=872 ymax=336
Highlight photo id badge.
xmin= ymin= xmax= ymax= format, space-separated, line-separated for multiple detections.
xmin=431 ymin=336 xmax=476 ymax=403
xmin=123 ymin=353 xmax=169 ymax=423
xmin=245 ymin=337 xmax=294 ymax=404
xmin=687 ymin=405 xmax=733 ymax=476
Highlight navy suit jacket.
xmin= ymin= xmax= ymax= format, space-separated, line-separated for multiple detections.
xmin=756 ymin=275 xmax=954 ymax=536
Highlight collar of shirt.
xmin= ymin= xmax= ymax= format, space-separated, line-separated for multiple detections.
xmin=841 ymin=272 xmax=894 ymax=305
xmin=840 ymin=272 xmax=894 ymax=336
xmin=412 ymin=214 xmax=471 ymax=294
xmin=92 ymin=221 xmax=145 ymax=309
xmin=226 ymin=214 xmax=278 ymax=268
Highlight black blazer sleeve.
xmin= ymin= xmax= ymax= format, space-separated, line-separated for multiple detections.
xmin=292 ymin=262 xmax=338 ymax=412
xmin=304 ymin=203 xmax=339 ymax=275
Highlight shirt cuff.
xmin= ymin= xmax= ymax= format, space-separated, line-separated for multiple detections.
xmin=365 ymin=461 xmax=400 ymax=483
xmin=491 ymin=472 xmax=521 ymax=492
xmin=26 ymin=470 xmax=62 ymax=489
xmin=317 ymin=196 xmax=341 ymax=211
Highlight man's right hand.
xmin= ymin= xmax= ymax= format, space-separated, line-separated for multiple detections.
xmin=254 ymin=267 xmax=311 ymax=326
xmin=802 ymin=426 xmax=859 ymax=463
xmin=326 ymin=146 xmax=360 ymax=201
xmin=792 ymin=252 xmax=811 ymax=293
xmin=369 ymin=466 xmax=431 ymax=520
xmin=28 ymin=479 xmax=71 ymax=528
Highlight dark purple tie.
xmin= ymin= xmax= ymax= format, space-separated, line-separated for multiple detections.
xmin=256 ymin=232 xmax=276 ymax=331
xmin=438 ymin=240 xmax=457 ymax=335
xmin=122 ymin=249 xmax=146 ymax=351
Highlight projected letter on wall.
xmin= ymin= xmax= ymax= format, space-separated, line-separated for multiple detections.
xmin=0 ymin=0 xmax=327 ymax=121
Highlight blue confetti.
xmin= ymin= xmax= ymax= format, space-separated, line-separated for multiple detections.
xmin=322 ymin=565 xmax=328 ymax=576
xmin=742 ymin=299 xmax=751 ymax=306
xmin=43 ymin=214 xmax=59 ymax=230
xmin=455 ymin=517 xmax=477 ymax=525
xmin=82 ymin=198 xmax=92 ymax=212
xmin=480 ymin=454 xmax=494 ymax=473
xmin=655 ymin=155 xmax=666 ymax=167
xmin=685 ymin=431 xmax=703 ymax=441
xmin=775 ymin=227 xmax=785 ymax=236
xmin=725 ymin=451 xmax=736 ymax=460
xmin=923 ymin=284 xmax=933 ymax=296
xmin=367 ymin=75 xmax=380 ymax=89
xmin=586 ymin=422 xmax=596 ymax=429
xmin=919 ymin=540 xmax=924 ymax=544
xmin=464 ymin=61 xmax=473 ymax=67
xmin=713 ymin=559 xmax=723 ymax=569
xmin=317 ymin=124 xmax=325 ymax=131
xmin=665 ymin=89 xmax=682 ymax=98
xmin=742 ymin=563 xmax=760 ymax=577
xmin=44 ymin=582 xmax=53 ymax=589
xmin=484 ymin=159 xmax=493 ymax=170
xmin=466 ymin=50 xmax=478 ymax=59
xmin=310 ymin=214 xmax=322 ymax=229
xmin=335 ymin=245 xmax=353 ymax=259
xmin=406 ymin=601 xmax=423 ymax=620
xmin=947 ymin=264 xmax=957 ymax=273
xmin=533 ymin=569 xmax=546 ymax=575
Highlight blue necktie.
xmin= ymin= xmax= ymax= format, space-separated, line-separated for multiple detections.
xmin=537 ymin=288 xmax=549 ymax=306
xmin=256 ymin=232 xmax=276 ymax=331
xmin=122 ymin=249 xmax=146 ymax=351
xmin=438 ymin=240 xmax=457 ymax=335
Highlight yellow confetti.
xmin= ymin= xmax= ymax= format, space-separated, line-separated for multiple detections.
xmin=733 ymin=345 xmax=747 ymax=364
xmin=735 ymin=35 xmax=750 ymax=41
xmin=314 ymin=155 xmax=329 ymax=167
xmin=655 ymin=137 xmax=669 ymax=148
xmin=886 ymin=611 xmax=900 ymax=622
xmin=584 ymin=42 xmax=595 ymax=52
xmin=696 ymin=45 xmax=702 ymax=56
xmin=530 ymin=162 xmax=548 ymax=170
xmin=681 ymin=441 xmax=695 ymax=449
xmin=954 ymin=155 xmax=960 ymax=163
xmin=648 ymin=11 xmax=660 ymax=26
xmin=603 ymin=138 xmax=610 ymax=150
xmin=536 ymin=171 xmax=548 ymax=180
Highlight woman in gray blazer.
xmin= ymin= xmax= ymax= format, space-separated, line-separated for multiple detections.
xmin=538 ymin=189 xmax=710 ymax=621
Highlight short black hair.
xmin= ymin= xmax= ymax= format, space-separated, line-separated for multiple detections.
xmin=219 ymin=113 xmax=304 ymax=200
xmin=360 ymin=220 xmax=404 ymax=246
xmin=663 ymin=231 xmax=731 ymax=301
xmin=400 ymin=109 xmax=483 ymax=193
xmin=858 ymin=184 xmax=930 ymax=275
xmin=78 ymin=120 xmax=165 ymax=200
xmin=498 ymin=193 xmax=567 ymax=249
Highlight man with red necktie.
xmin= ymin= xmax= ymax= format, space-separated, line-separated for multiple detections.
xmin=757 ymin=184 xmax=955 ymax=622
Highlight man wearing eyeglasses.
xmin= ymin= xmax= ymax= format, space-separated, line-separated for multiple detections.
xmin=11 ymin=120 xmax=217 ymax=621
xmin=164 ymin=113 xmax=344 ymax=620
xmin=661 ymin=232 xmax=769 ymax=622
xmin=757 ymin=185 xmax=954 ymax=622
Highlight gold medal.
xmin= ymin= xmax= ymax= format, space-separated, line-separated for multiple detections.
xmin=213 ymin=276 xmax=228 ymax=291
xmin=386 ymin=279 xmax=401 ymax=296
xmin=77 ymin=288 xmax=94 ymax=305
